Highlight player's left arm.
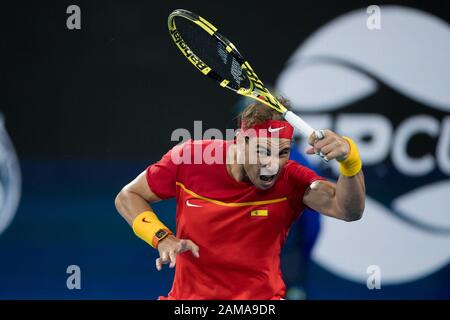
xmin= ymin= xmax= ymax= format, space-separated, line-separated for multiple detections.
xmin=302 ymin=130 xmax=366 ymax=222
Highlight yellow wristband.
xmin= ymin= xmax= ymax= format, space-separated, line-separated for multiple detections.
xmin=338 ymin=137 xmax=362 ymax=177
xmin=132 ymin=211 xmax=172 ymax=248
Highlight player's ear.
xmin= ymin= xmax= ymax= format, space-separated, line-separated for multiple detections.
xmin=235 ymin=130 xmax=250 ymax=144
xmin=234 ymin=128 xmax=241 ymax=141
xmin=235 ymin=130 xmax=244 ymax=146
xmin=236 ymin=136 xmax=250 ymax=151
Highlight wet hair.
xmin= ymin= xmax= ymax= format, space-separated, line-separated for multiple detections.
xmin=238 ymin=96 xmax=292 ymax=129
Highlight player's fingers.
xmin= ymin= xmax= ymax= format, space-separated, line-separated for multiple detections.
xmin=307 ymin=146 xmax=327 ymax=161
xmin=320 ymin=141 xmax=338 ymax=156
xmin=324 ymin=149 xmax=343 ymax=161
xmin=169 ymin=250 xmax=177 ymax=268
xmin=185 ymin=240 xmax=200 ymax=258
xmin=160 ymin=251 xmax=169 ymax=264
xmin=179 ymin=239 xmax=187 ymax=251
xmin=309 ymin=130 xmax=325 ymax=145
xmin=313 ymin=136 xmax=333 ymax=153
xmin=155 ymin=258 xmax=162 ymax=271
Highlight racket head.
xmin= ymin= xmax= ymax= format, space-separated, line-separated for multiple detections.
xmin=168 ymin=9 xmax=287 ymax=114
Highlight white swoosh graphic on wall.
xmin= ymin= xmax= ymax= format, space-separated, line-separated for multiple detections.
xmin=277 ymin=6 xmax=450 ymax=112
xmin=276 ymin=5 xmax=450 ymax=284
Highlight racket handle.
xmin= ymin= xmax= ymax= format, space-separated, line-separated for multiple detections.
xmin=284 ymin=111 xmax=329 ymax=161
xmin=283 ymin=111 xmax=314 ymax=139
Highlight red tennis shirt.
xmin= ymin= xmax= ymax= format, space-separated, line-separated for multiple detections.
xmin=146 ymin=139 xmax=323 ymax=300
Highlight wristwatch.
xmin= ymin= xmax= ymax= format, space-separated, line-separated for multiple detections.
xmin=151 ymin=228 xmax=173 ymax=248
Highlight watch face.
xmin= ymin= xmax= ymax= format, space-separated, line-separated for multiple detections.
xmin=155 ymin=229 xmax=167 ymax=239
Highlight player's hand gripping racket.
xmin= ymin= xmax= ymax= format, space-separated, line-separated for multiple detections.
xmin=167 ymin=9 xmax=326 ymax=157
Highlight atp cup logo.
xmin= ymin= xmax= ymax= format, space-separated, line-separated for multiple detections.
xmin=276 ymin=6 xmax=450 ymax=284
xmin=0 ymin=114 xmax=21 ymax=236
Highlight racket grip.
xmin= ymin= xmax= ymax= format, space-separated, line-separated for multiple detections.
xmin=284 ymin=111 xmax=329 ymax=161
xmin=283 ymin=110 xmax=314 ymax=139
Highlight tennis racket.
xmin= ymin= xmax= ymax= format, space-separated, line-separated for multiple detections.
xmin=167 ymin=9 xmax=325 ymax=144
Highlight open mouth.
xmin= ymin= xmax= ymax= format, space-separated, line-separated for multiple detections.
xmin=260 ymin=174 xmax=276 ymax=182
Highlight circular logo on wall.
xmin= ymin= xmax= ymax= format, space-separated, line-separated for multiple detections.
xmin=0 ymin=114 xmax=21 ymax=236
xmin=276 ymin=6 xmax=450 ymax=284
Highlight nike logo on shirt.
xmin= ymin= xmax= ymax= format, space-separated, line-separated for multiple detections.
xmin=268 ymin=126 xmax=285 ymax=133
xmin=186 ymin=200 xmax=202 ymax=208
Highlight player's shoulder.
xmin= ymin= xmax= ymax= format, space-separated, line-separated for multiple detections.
xmin=283 ymin=160 xmax=308 ymax=172
xmin=282 ymin=160 xmax=321 ymax=183
xmin=175 ymin=139 xmax=226 ymax=149
xmin=170 ymin=139 xmax=227 ymax=165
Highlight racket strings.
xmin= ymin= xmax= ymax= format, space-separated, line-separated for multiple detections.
xmin=175 ymin=17 xmax=250 ymax=90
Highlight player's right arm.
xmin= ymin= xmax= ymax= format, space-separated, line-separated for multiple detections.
xmin=115 ymin=171 xmax=161 ymax=226
xmin=115 ymin=171 xmax=161 ymax=225
xmin=115 ymin=167 xmax=199 ymax=270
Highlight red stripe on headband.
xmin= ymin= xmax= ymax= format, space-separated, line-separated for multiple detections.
xmin=240 ymin=120 xmax=294 ymax=139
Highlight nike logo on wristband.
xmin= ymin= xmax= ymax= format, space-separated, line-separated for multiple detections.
xmin=142 ymin=217 xmax=153 ymax=223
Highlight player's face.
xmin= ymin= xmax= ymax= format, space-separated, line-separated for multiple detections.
xmin=243 ymin=137 xmax=291 ymax=190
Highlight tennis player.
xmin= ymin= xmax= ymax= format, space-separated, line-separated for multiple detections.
xmin=115 ymin=100 xmax=365 ymax=300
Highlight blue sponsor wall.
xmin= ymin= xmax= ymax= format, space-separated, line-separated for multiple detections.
xmin=1 ymin=159 xmax=448 ymax=299
xmin=0 ymin=160 xmax=176 ymax=299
